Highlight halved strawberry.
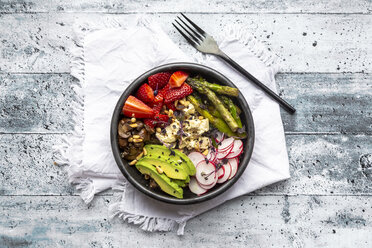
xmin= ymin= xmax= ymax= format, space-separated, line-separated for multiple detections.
xmin=154 ymin=84 xmax=171 ymax=102
xmin=152 ymin=101 xmax=163 ymax=114
xmin=143 ymin=114 xmax=169 ymax=129
xmin=169 ymin=71 xmax=189 ymax=88
xmin=122 ymin=96 xmax=155 ymax=119
xmin=143 ymin=119 xmax=156 ymax=129
xmin=136 ymin=83 xmax=154 ymax=103
xmin=148 ymin=72 xmax=172 ymax=90
xmin=166 ymin=102 xmax=176 ymax=111
xmin=164 ymin=83 xmax=193 ymax=104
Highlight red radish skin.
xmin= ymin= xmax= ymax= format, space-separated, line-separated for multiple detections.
xmin=217 ymin=165 xmax=225 ymax=179
xmin=195 ymin=161 xmax=216 ymax=185
xmin=225 ymin=140 xmax=243 ymax=159
xmin=217 ymin=163 xmax=231 ymax=184
xmin=189 ymin=177 xmax=207 ymax=195
xmin=216 ymin=145 xmax=234 ymax=160
xmin=228 ymin=158 xmax=239 ymax=180
xmin=206 ymin=150 xmax=217 ymax=163
xmin=188 ymin=152 xmax=205 ymax=168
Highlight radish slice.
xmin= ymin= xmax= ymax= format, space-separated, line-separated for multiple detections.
xmin=216 ymin=144 xmax=234 ymax=159
xmin=198 ymin=175 xmax=217 ymax=190
xmin=217 ymin=165 xmax=225 ymax=179
xmin=226 ymin=140 xmax=243 ymax=159
xmin=195 ymin=161 xmax=216 ymax=185
xmin=188 ymin=152 xmax=205 ymax=167
xmin=217 ymin=163 xmax=231 ymax=184
xmin=189 ymin=177 xmax=207 ymax=195
xmin=228 ymin=158 xmax=239 ymax=179
xmin=217 ymin=137 xmax=234 ymax=151
xmin=206 ymin=150 xmax=217 ymax=163
xmin=215 ymin=132 xmax=225 ymax=143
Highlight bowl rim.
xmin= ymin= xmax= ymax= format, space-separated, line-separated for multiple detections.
xmin=110 ymin=62 xmax=255 ymax=205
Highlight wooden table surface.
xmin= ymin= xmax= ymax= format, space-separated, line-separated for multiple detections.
xmin=1 ymin=1 xmax=371 ymax=247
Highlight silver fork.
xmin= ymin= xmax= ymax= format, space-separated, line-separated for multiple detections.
xmin=173 ymin=13 xmax=296 ymax=114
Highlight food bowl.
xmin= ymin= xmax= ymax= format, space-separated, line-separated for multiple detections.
xmin=110 ymin=62 xmax=254 ymax=204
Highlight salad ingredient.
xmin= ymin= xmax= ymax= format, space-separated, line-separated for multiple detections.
xmin=135 ymin=83 xmax=155 ymax=103
xmin=166 ymin=102 xmax=177 ymax=111
xmin=169 ymin=71 xmax=189 ymax=88
xmin=143 ymin=114 xmax=169 ymax=129
xmin=155 ymin=119 xmax=180 ymax=143
xmin=136 ymin=158 xmax=189 ymax=180
xmin=135 ymin=162 xmax=183 ymax=199
xmin=191 ymin=82 xmax=239 ymax=132
xmin=195 ymin=161 xmax=216 ymax=185
xmin=187 ymin=95 xmax=236 ymax=137
xmin=228 ymin=157 xmax=239 ymax=179
xmin=216 ymin=165 xmax=225 ymax=179
xmin=198 ymin=175 xmax=217 ymax=190
xmin=215 ymin=132 xmax=224 ymax=143
xmin=217 ymin=162 xmax=231 ymax=184
xmin=189 ymin=177 xmax=207 ymax=195
xmin=221 ymin=96 xmax=243 ymax=129
xmin=164 ymin=83 xmax=193 ymax=104
xmin=225 ymin=139 xmax=243 ymax=159
xmin=144 ymin=144 xmax=196 ymax=176
xmin=122 ymin=96 xmax=155 ymax=119
xmin=148 ymin=72 xmax=172 ymax=90
xmin=188 ymin=152 xmax=205 ymax=167
xmin=118 ymin=118 xmax=151 ymax=160
xmin=188 ymin=77 xmax=239 ymax=97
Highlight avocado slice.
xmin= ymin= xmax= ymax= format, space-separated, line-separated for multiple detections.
xmin=137 ymin=158 xmax=188 ymax=180
xmin=135 ymin=162 xmax=183 ymax=199
xmin=144 ymin=145 xmax=196 ymax=176
xmin=173 ymin=176 xmax=190 ymax=187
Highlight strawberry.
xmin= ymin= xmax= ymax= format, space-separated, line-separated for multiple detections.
xmin=154 ymin=84 xmax=171 ymax=102
xmin=166 ymin=102 xmax=176 ymax=111
xmin=152 ymin=101 xmax=163 ymax=114
xmin=169 ymin=71 xmax=189 ymax=88
xmin=135 ymin=83 xmax=154 ymax=103
xmin=148 ymin=72 xmax=172 ymax=90
xmin=122 ymin=95 xmax=155 ymax=119
xmin=144 ymin=114 xmax=169 ymax=129
xmin=164 ymin=83 xmax=193 ymax=104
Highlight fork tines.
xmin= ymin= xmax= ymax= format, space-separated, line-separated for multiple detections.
xmin=172 ymin=13 xmax=207 ymax=48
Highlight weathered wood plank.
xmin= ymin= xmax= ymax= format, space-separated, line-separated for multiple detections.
xmin=0 ymin=195 xmax=371 ymax=247
xmin=0 ymin=134 xmax=370 ymax=196
xmin=0 ymin=13 xmax=371 ymax=73
xmin=1 ymin=73 xmax=370 ymax=134
xmin=0 ymin=0 xmax=371 ymax=13
xmin=0 ymin=73 xmax=77 ymax=133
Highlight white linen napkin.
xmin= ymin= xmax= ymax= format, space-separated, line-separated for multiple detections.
xmin=54 ymin=16 xmax=290 ymax=235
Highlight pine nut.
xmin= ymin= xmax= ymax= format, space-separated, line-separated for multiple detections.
xmin=129 ymin=160 xmax=137 ymax=166
xmin=133 ymin=138 xmax=143 ymax=143
xmin=131 ymin=117 xmax=136 ymax=123
xmin=143 ymin=147 xmax=147 ymax=155
xmin=168 ymin=109 xmax=173 ymax=117
xmin=174 ymin=100 xmax=179 ymax=107
xmin=136 ymin=152 xmax=144 ymax=160
xmin=156 ymin=166 xmax=163 ymax=174
xmin=133 ymin=135 xmax=140 ymax=139
xmin=156 ymin=127 xmax=161 ymax=133
xmin=129 ymin=123 xmax=138 ymax=128
xmin=202 ymin=149 xmax=209 ymax=156
xmin=128 ymin=137 xmax=133 ymax=142
xmin=198 ymin=116 xmax=204 ymax=120
xmin=164 ymin=110 xmax=169 ymax=114
xmin=179 ymin=100 xmax=185 ymax=105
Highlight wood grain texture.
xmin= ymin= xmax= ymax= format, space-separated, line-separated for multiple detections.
xmin=1 ymin=73 xmax=370 ymax=134
xmin=0 ymin=13 xmax=371 ymax=73
xmin=0 ymin=0 xmax=371 ymax=13
xmin=1 ymin=195 xmax=371 ymax=247
xmin=1 ymin=133 xmax=370 ymax=196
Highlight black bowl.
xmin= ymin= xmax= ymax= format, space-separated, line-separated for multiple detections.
xmin=111 ymin=62 xmax=254 ymax=205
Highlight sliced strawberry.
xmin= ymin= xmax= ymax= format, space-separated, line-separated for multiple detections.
xmin=122 ymin=95 xmax=155 ymax=119
xmin=154 ymin=114 xmax=169 ymax=124
xmin=152 ymin=101 xmax=163 ymax=114
xmin=164 ymin=83 xmax=193 ymax=104
xmin=148 ymin=72 xmax=172 ymax=90
xmin=143 ymin=119 xmax=156 ymax=129
xmin=166 ymin=102 xmax=176 ymax=111
xmin=169 ymin=71 xmax=189 ymax=88
xmin=154 ymin=84 xmax=171 ymax=102
xmin=135 ymin=83 xmax=154 ymax=103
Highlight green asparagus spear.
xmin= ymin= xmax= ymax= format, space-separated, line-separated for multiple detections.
xmin=188 ymin=95 xmax=236 ymax=137
xmin=221 ymin=96 xmax=243 ymax=128
xmin=190 ymin=82 xmax=240 ymax=132
xmin=188 ymin=77 xmax=239 ymax=97
xmin=208 ymin=105 xmax=223 ymax=119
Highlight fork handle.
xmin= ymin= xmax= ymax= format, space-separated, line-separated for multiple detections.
xmin=217 ymin=52 xmax=296 ymax=114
